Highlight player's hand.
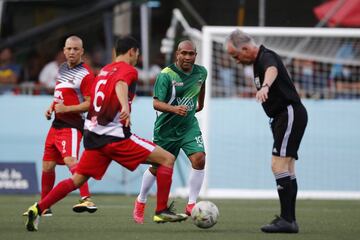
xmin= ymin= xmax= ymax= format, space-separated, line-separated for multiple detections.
xmin=173 ymin=105 xmax=188 ymax=116
xmin=256 ymin=86 xmax=269 ymax=103
xmin=54 ymin=103 xmax=68 ymax=113
xmin=120 ymin=107 xmax=130 ymax=127
xmin=45 ymin=107 xmax=53 ymax=120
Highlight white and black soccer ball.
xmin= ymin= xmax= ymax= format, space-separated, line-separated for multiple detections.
xmin=191 ymin=201 xmax=219 ymax=229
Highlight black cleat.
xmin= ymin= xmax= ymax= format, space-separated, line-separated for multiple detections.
xmin=261 ymin=215 xmax=299 ymax=233
xmin=153 ymin=201 xmax=188 ymax=223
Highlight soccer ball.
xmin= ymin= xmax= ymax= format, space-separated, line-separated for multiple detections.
xmin=191 ymin=201 xmax=219 ymax=229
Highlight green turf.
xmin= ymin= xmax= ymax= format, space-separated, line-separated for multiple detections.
xmin=1 ymin=195 xmax=359 ymax=240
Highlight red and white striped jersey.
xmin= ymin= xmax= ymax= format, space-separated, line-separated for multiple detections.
xmin=52 ymin=62 xmax=94 ymax=130
xmin=83 ymin=61 xmax=138 ymax=149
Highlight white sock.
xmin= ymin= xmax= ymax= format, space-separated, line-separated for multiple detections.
xmin=137 ymin=168 xmax=156 ymax=203
xmin=188 ymin=168 xmax=205 ymax=204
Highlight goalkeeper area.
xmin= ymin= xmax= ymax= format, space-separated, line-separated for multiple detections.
xmin=3 ymin=195 xmax=359 ymax=239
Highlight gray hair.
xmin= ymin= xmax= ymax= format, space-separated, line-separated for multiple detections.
xmin=225 ymin=29 xmax=256 ymax=50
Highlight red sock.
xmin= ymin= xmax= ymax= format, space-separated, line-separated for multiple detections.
xmin=41 ymin=171 xmax=55 ymax=200
xmin=70 ymin=166 xmax=90 ymax=199
xmin=155 ymin=165 xmax=173 ymax=213
xmin=38 ymin=178 xmax=77 ymax=212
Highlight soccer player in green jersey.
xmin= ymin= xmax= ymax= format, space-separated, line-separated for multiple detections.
xmin=133 ymin=40 xmax=207 ymax=224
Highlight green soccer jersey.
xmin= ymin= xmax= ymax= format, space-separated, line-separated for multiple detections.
xmin=153 ymin=63 xmax=207 ymax=141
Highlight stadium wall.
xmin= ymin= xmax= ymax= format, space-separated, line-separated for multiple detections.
xmin=0 ymin=96 xmax=359 ymax=199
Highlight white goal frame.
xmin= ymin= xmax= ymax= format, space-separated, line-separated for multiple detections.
xmin=191 ymin=26 xmax=360 ymax=200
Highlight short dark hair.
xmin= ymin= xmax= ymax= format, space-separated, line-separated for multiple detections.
xmin=114 ymin=36 xmax=140 ymax=56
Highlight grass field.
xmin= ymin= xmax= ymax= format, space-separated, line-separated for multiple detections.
xmin=0 ymin=195 xmax=359 ymax=240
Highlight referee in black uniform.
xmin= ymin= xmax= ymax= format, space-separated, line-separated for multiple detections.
xmin=226 ymin=29 xmax=307 ymax=234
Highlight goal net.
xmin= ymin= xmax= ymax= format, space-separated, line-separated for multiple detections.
xmin=202 ymin=27 xmax=360 ymax=99
xmin=195 ymin=27 xmax=360 ymax=199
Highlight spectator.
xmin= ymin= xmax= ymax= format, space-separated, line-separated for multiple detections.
xmin=0 ymin=48 xmax=21 ymax=87
xmin=39 ymin=50 xmax=65 ymax=93
xmin=217 ymin=54 xmax=236 ymax=97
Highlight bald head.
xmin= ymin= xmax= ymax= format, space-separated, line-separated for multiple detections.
xmin=63 ymin=35 xmax=84 ymax=68
xmin=175 ymin=40 xmax=197 ymax=73
xmin=65 ymin=35 xmax=83 ymax=48
xmin=177 ymin=40 xmax=196 ymax=52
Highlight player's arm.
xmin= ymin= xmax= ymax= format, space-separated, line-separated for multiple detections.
xmin=54 ymin=96 xmax=91 ymax=113
xmin=256 ymin=66 xmax=277 ymax=103
xmin=153 ymin=98 xmax=187 ymax=116
xmin=45 ymin=102 xmax=54 ymax=120
xmin=115 ymin=80 xmax=130 ymax=127
xmin=196 ymin=83 xmax=206 ymax=112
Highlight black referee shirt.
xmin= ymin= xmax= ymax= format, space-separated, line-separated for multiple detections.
xmin=253 ymin=45 xmax=301 ymax=117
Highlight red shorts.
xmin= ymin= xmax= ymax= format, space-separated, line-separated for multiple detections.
xmin=43 ymin=127 xmax=82 ymax=165
xmin=76 ymin=134 xmax=156 ymax=180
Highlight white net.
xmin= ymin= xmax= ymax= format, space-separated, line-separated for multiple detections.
xmin=204 ymin=27 xmax=360 ymax=99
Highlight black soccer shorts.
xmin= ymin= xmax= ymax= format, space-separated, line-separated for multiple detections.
xmin=270 ymin=103 xmax=308 ymax=160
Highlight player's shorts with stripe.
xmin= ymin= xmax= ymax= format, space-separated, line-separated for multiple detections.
xmin=270 ymin=103 xmax=307 ymax=160
xmin=43 ymin=127 xmax=82 ymax=164
xmin=76 ymin=134 xmax=156 ymax=180
xmin=154 ymin=124 xmax=205 ymax=157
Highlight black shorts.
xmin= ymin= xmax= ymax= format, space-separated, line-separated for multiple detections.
xmin=270 ymin=103 xmax=307 ymax=160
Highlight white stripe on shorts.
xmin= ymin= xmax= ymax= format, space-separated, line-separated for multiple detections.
xmin=280 ymin=105 xmax=294 ymax=157
xmin=130 ymin=135 xmax=155 ymax=152
xmin=71 ymin=128 xmax=78 ymax=158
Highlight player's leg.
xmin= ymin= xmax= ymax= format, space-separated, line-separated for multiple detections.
xmin=272 ymin=156 xmax=293 ymax=223
xmin=147 ymin=146 xmax=187 ymax=223
xmin=261 ymin=105 xmax=306 ymax=233
xmin=59 ymin=128 xmax=97 ymax=213
xmin=134 ymin=140 xmax=180 ymax=223
xmin=288 ymin=159 xmax=298 ymax=225
xmin=40 ymin=161 xmax=56 ymax=216
xmin=64 ymin=156 xmax=97 ymax=213
xmin=183 ymin=130 xmax=206 ymax=215
xmin=133 ymin=166 xmax=157 ymax=223
xmin=25 ymin=173 xmax=89 ymax=232
xmin=186 ymin=152 xmax=205 ymax=215
xmin=36 ymin=127 xmax=59 ymax=217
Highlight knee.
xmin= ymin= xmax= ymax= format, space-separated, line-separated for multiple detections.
xmin=64 ymin=157 xmax=77 ymax=169
xmin=163 ymin=152 xmax=175 ymax=167
xmin=72 ymin=174 xmax=87 ymax=188
xmin=190 ymin=153 xmax=206 ymax=170
xmin=42 ymin=161 xmax=56 ymax=172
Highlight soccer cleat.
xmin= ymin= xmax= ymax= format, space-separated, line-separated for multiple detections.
xmin=72 ymin=197 xmax=97 ymax=213
xmin=260 ymin=215 xmax=299 ymax=233
xmin=23 ymin=208 xmax=52 ymax=217
xmin=41 ymin=208 xmax=53 ymax=217
xmin=185 ymin=203 xmax=195 ymax=216
xmin=25 ymin=203 xmax=40 ymax=232
xmin=133 ymin=199 xmax=146 ymax=224
xmin=153 ymin=202 xmax=188 ymax=223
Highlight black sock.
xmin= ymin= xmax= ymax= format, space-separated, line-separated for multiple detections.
xmin=291 ymin=175 xmax=298 ymax=221
xmin=275 ymin=172 xmax=293 ymax=222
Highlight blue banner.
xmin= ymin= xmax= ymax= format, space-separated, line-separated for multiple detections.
xmin=0 ymin=162 xmax=38 ymax=194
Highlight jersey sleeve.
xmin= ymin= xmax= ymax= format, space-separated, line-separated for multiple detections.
xmin=153 ymin=73 xmax=170 ymax=101
xmin=261 ymin=52 xmax=279 ymax=71
xmin=80 ymin=72 xmax=95 ymax=97
xmin=115 ymin=67 xmax=138 ymax=86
